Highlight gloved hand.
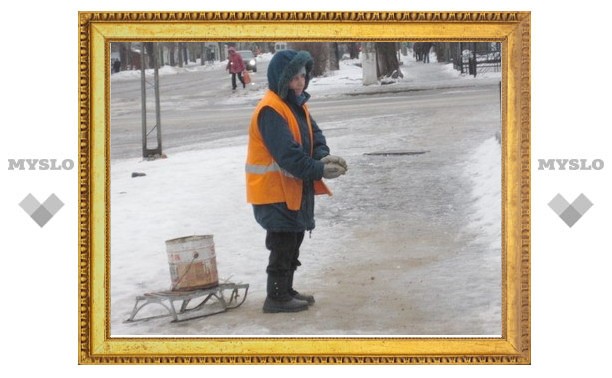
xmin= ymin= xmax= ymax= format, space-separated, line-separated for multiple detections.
xmin=323 ymin=162 xmax=346 ymax=179
xmin=321 ymin=155 xmax=348 ymax=171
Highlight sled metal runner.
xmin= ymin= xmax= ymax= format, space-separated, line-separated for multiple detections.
xmin=125 ymin=283 xmax=249 ymax=323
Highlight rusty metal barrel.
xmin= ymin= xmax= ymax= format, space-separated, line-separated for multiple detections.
xmin=165 ymin=235 xmax=219 ymax=291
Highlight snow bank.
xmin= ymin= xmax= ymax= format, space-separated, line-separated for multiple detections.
xmin=462 ymin=136 xmax=502 ymax=249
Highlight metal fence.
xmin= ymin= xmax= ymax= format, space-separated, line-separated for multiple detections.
xmin=452 ymin=42 xmax=501 ymax=77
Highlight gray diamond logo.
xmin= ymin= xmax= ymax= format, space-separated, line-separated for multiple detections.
xmin=19 ymin=193 xmax=64 ymax=227
xmin=548 ymin=193 xmax=592 ymax=227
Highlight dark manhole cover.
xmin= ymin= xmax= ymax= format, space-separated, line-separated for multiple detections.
xmin=364 ymin=150 xmax=429 ymax=156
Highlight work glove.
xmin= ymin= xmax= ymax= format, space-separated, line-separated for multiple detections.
xmin=320 ymin=155 xmax=348 ymax=171
xmin=323 ymin=162 xmax=346 ymax=179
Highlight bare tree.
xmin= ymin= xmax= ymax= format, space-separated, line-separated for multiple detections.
xmin=177 ymin=43 xmax=184 ymax=68
xmin=329 ymin=42 xmax=340 ymax=71
xmin=361 ymin=42 xmax=378 ymax=85
xmin=218 ymin=42 xmax=226 ymax=62
xmin=182 ymin=43 xmax=190 ymax=64
xmin=119 ymin=43 xmax=130 ymax=71
xmin=433 ymin=42 xmax=452 ymax=63
xmin=347 ymin=42 xmax=360 ymax=59
xmin=144 ymin=42 xmax=156 ymax=69
xmin=375 ymin=42 xmax=401 ymax=78
xmin=168 ymin=43 xmax=176 ymax=67
xmin=287 ymin=42 xmax=329 ymax=77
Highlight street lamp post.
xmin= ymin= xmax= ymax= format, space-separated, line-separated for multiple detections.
xmin=140 ymin=42 xmax=163 ymax=158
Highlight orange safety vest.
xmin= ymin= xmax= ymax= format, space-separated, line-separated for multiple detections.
xmin=246 ymin=90 xmax=332 ymax=210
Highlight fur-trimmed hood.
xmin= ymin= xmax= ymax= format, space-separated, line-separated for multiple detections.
xmin=267 ymin=49 xmax=314 ymax=99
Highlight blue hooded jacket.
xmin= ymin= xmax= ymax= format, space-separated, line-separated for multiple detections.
xmin=252 ymin=50 xmax=330 ymax=232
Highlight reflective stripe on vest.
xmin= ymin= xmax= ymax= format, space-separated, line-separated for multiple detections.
xmin=245 ymin=162 xmax=296 ymax=178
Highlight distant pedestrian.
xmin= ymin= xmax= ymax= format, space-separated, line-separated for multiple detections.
xmin=245 ymin=49 xmax=348 ymax=313
xmin=113 ymin=59 xmax=121 ymax=73
xmin=225 ymin=47 xmax=246 ymax=91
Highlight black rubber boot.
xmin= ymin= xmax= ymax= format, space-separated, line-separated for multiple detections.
xmin=263 ymin=273 xmax=309 ymax=313
xmin=288 ymin=271 xmax=315 ymax=305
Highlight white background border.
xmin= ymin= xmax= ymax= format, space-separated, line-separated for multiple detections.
xmin=2 ymin=0 xmax=610 ymax=376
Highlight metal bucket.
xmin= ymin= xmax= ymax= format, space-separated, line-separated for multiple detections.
xmin=165 ymin=235 xmax=219 ymax=291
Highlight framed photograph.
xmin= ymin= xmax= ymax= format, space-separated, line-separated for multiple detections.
xmin=79 ymin=11 xmax=530 ymax=364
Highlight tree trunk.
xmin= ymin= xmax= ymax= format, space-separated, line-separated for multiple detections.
xmin=144 ymin=42 xmax=155 ymax=69
xmin=375 ymin=42 xmax=400 ymax=78
xmin=177 ymin=43 xmax=184 ymax=68
xmin=329 ymin=42 xmax=340 ymax=71
xmin=361 ymin=42 xmax=378 ymax=85
xmin=182 ymin=43 xmax=189 ymax=64
xmin=218 ymin=42 xmax=226 ymax=62
xmin=347 ymin=43 xmax=360 ymax=59
xmin=127 ymin=42 xmax=134 ymax=70
xmin=168 ymin=43 xmax=176 ymax=66
xmin=119 ymin=43 xmax=129 ymax=71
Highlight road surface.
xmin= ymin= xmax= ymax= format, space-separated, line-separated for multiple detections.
xmin=110 ymin=60 xmax=500 ymax=160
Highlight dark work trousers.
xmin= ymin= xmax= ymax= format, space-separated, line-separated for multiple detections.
xmin=265 ymin=231 xmax=305 ymax=275
xmin=231 ymin=72 xmax=245 ymax=89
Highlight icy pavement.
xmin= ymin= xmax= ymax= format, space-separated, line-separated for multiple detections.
xmin=110 ymin=56 xmax=502 ymax=336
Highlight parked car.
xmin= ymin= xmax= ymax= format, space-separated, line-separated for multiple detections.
xmin=238 ymin=50 xmax=257 ymax=72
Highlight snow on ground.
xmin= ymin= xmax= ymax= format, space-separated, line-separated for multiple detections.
xmin=110 ymin=52 xmax=273 ymax=82
xmin=110 ymin=49 xmax=502 ymax=336
xmin=111 ymin=50 xmax=500 ymax=101
xmin=462 ymin=136 xmax=502 ymax=250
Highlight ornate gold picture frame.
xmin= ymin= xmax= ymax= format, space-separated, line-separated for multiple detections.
xmin=78 ymin=11 xmax=530 ymax=364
